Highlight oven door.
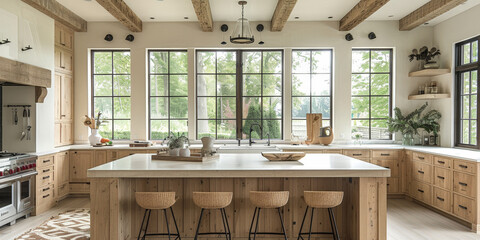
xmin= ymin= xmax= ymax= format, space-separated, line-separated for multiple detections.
xmin=17 ymin=172 xmax=36 ymax=212
xmin=0 ymin=178 xmax=17 ymax=220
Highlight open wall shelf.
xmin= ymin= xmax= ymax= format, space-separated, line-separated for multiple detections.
xmin=408 ymin=68 xmax=450 ymax=77
xmin=408 ymin=93 xmax=450 ymax=100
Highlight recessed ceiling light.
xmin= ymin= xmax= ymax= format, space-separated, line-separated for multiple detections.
xmin=294 ymin=16 xmax=299 ymax=19
xmin=184 ymin=17 xmax=189 ymax=20
xmin=388 ymin=15 xmax=394 ymax=18
xmin=328 ymin=16 xmax=333 ymax=19
xmin=150 ymin=17 xmax=155 ymax=20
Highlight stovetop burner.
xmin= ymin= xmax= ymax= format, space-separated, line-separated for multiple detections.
xmin=0 ymin=152 xmax=26 ymax=158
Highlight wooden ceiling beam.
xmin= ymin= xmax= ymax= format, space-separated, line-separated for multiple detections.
xmin=191 ymin=0 xmax=213 ymax=32
xmin=271 ymin=0 xmax=298 ymax=32
xmin=339 ymin=0 xmax=389 ymax=31
xmin=95 ymin=0 xmax=142 ymax=32
xmin=399 ymin=0 xmax=466 ymax=31
xmin=21 ymin=0 xmax=87 ymax=32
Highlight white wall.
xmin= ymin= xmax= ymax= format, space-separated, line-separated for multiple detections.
xmin=432 ymin=4 xmax=480 ymax=147
xmin=74 ymin=20 xmax=434 ymax=143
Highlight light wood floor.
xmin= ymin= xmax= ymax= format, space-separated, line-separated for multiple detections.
xmin=0 ymin=197 xmax=477 ymax=239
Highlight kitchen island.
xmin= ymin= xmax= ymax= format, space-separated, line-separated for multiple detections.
xmin=87 ymin=153 xmax=390 ymax=240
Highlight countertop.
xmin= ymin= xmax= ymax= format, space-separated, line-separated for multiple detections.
xmin=87 ymin=153 xmax=391 ymax=178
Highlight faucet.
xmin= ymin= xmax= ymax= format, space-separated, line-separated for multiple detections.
xmin=266 ymin=133 xmax=271 ymax=146
xmin=237 ymin=138 xmax=241 ymax=146
xmin=249 ymin=124 xmax=262 ymax=146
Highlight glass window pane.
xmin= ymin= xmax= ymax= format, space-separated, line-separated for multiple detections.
xmin=312 ymin=51 xmax=331 ymax=73
xmin=243 ymin=52 xmax=261 ymax=73
xmin=94 ymin=97 xmax=112 ymax=119
xmin=217 ymin=97 xmax=236 ymax=119
xmin=351 ymin=74 xmax=369 ymax=95
xmin=150 ymin=97 xmax=168 ymax=119
xmin=472 ymin=71 xmax=477 ymax=94
xmin=292 ymin=120 xmax=307 ymax=138
xmin=114 ymin=120 xmax=130 ymax=139
xmin=371 ymin=51 xmax=390 ymax=72
xmin=462 ymin=120 xmax=469 ymax=144
xmin=197 ymin=75 xmax=216 ymax=96
xmin=243 ymin=97 xmax=261 ymax=119
xmin=243 ymin=74 xmax=261 ymax=96
xmin=170 ymin=97 xmax=188 ymax=119
xmin=263 ymin=120 xmax=282 ymax=139
xmin=150 ymin=120 xmax=168 ymax=139
xmin=471 ymin=120 xmax=477 ymax=145
xmin=463 ymin=43 xmax=471 ymax=65
xmin=352 ymin=120 xmax=370 ymax=139
xmin=312 ymin=74 xmax=330 ymax=96
xmin=463 ymin=72 xmax=470 ymax=94
xmin=351 ymin=97 xmax=370 ymax=118
xmin=263 ymin=51 xmax=282 ymax=73
xmin=217 ymin=52 xmax=236 ymax=73
xmin=371 ymin=97 xmax=389 ymax=118
xmin=113 ymin=97 xmax=131 ymax=119
xmin=292 ymin=74 xmax=310 ymax=96
xmin=197 ymin=52 xmax=216 ymax=73
xmin=352 ymin=51 xmax=370 ymax=73
xmin=263 ymin=97 xmax=282 ymax=119
xmin=198 ymin=120 xmax=216 ymax=138
xmin=472 ymin=95 xmax=477 ymax=119
xmin=292 ymin=51 xmax=310 ymax=73
xmin=94 ymin=75 xmax=112 ymax=96
xmin=170 ymin=120 xmax=188 ymax=136
xmin=473 ymin=41 xmax=478 ymax=62
xmin=113 ymin=75 xmax=131 ymax=96
xmin=170 ymin=75 xmax=188 ymax=96
xmin=371 ymin=120 xmax=389 ymax=140
xmin=150 ymin=75 xmax=168 ymax=96
xmin=169 ymin=52 xmax=187 ymax=73
xmin=218 ymin=75 xmax=236 ymax=96
xmin=463 ymin=95 xmax=470 ymax=119
xmin=197 ymin=97 xmax=216 ymax=119
xmin=113 ymin=52 xmax=130 ymax=74
xmin=292 ymin=97 xmax=310 ymax=119
xmin=150 ymin=52 xmax=168 ymax=74
xmin=217 ymin=120 xmax=236 ymax=139
xmin=98 ymin=121 xmax=112 ymax=139
xmin=371 ymin=74 xmax=389 ymax=95
xmin=263 ymin=74 xmax=282 ymax=96
xmin=94 ymin=52 xmax=112 ymax=74
xmin=322 ymin=120 xmax=330 ymax=127
xmin=312 ymin=97 xmax=330 ymax=119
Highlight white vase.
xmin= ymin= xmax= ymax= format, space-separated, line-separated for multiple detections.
xmin=179 ymin=148 xmax=191 ymax=157
xmin=169 ymin=148 xmax=180 ymax=156
xmin=89 ymin=129 xmax=102 ymax=146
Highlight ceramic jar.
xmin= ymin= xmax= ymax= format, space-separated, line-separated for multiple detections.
xmin=88 ymin=129 xmax=102 ymax=146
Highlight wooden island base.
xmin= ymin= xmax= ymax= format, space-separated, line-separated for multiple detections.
xmin=90 ymin=177 xmax=386 ymax=240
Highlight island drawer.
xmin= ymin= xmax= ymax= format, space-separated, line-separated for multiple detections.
xmin=413 ymin=161 xmax=433 ymax=184
xmin=433 ymin=156 xmax=453 ymax=169
xmin=387 ymin=177 xmax=399 ymax=193
xmin=434 ymin=167 xmax=452 ymax=190
xmin=411 ymin=180 xmax=432 ymax=205
xmin=453 ymin=194 xmax=474 ymax=222
xmin=37 ymin=154 xmax=54 ymax=168
xmin=372 ymin=150 xmax=398 ymax=160
xmin=372 ymin=159 xmax=398 ymax=177
xmin=433 ymin=187 xmax=451 ymax=213
xmin=413 ymin=152 xmax=433 ymax=164
xmin=453 ymin=172 xmax=475 ymax=198
xmin=343 ymin=150 xmax=370 ymax=159
xmin=453 ymin=160 xmax=476 ymax=174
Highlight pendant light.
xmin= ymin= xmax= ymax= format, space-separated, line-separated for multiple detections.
xmin=230 ymin=1 xmax=254 ymax=44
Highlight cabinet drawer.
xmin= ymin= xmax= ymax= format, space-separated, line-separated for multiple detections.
xmin=37 ymin=166 xmax=54 ymax=187
xmin=413 ymin=152 xmax=433 ymax=164
xmin=372 ymin=159 xmax=398 ymax=177
xmin=453 ymin=160 xmax=476 ymax=174
xmin=343 ymin=150 xmax=370 ymax=159
xmin=453 ymin=194 xmax=474 ymax=222
xmin=372 ymin=150 xmax=398 ymax=160
xmin=433 ymin=156 xmax=453 ymax=169
xmin=434 ymin=167 xmax=452 ymax=190
xmin=37 ymin=155 xmax=54 ymax=168
xmin=35 ymin=188 xmax=54 ymax=215
xmin=453 ymin=172 xmax=475 ymax=198
xmin=433 ymin=187 xmax=451 ymax=213
xmin=36 ymin=184 xmax=53 ymax=196
xmin=387 ymin=177 xmax=399 ymax=193
xmin=411 ymin=181 xmax=432 ymax=205
xmin=413 ymin=161 xmax=433 ymax=184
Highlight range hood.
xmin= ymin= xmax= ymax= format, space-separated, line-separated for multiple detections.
xmin=0 ymin=56 xmax=51 ymax=103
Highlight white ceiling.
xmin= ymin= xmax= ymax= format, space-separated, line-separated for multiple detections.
xmin=56 ymin=0 xmax=480 ymax=26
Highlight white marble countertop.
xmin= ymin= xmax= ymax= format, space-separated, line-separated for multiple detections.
xmin=87 ymin=153 xmax=390 ymax=178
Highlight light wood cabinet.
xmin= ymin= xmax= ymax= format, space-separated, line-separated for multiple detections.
xmin=453 ymin=194 xmax=475 ymax=222
xmin=453 ymin=159 xmax=476 ymax=174
xmin=94 ymin=150 xmax=108 ymax=167
xmin=54 ymin=151 xmax=69 ymax=201
xmin=434 ymin=156 xmax=453 ymax=169
xmin=413 ymin=161 xmax=433 ymax=184
xmin=55 ymin=48 xmax=73 ymax=72
xmin=35 ymin=154 xmax=55 ymax=215
xmin=411 ymin=180 xmax=432 ymax=205
xmin=343 ymin=149 xmax=370 ymax=159
xmin=413 ymin=152 xmax=433 ymax=164
xmin=55 ymin=22 xmax=73 ymax=50
xmin=453 ymin=172 xmax=475 ymax=198
xmin=433 ymin=187 xmax=451 ymax=213
xmin=434 ymin=167 xmax=453 ymax=190
xmin=69 ymin=151 xmax=94 ymax=183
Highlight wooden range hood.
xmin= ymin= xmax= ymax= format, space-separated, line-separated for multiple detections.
xmin=0 ymin=56 xmax=51 ymax=103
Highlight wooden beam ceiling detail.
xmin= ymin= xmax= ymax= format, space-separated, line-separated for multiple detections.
xmin=339 ymin=0 xmax=390 ymax=31
xmin=0 ymin=56 xmax=52 ymax=88
xmin=399 ymin=0 xmax=466 ymax=31
xmin=21 ymin=0 xmax=87 ymax=32
xmin=191 ymin=0 xmax=214 ymax=32
xmin=95 ymin=0 xmax=142 ymax=32
xmin=271 ymin=0 xmax=298 ymax=32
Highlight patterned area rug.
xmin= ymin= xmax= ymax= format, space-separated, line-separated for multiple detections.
xmin=15 ymin=209 xmax=90 ymax=240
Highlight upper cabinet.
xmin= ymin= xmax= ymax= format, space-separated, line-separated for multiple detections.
xmin=0 ymin=8 xmax=19 ymax=60
xmin=55 ymin=23 xmax=73 ymax=51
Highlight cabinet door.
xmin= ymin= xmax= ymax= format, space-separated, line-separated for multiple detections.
xmin=69 ymin=151 xmax=94 ymax=183
xmin=62 ymin=50 xmax=73 ymax=72
xmin=54 ymin=74 xmax=62 ymax=120
xmin=0 ymin=8 xmax=19 ymax=60
xmin=54 ymin=123 xmax=61 ymax=146
xmin=94 ymin=150 xmax=108 ymax=167
xmin=60 ymin=74 xmax=73 ymax=120
xmin=60 ymin=122 xmax=73 ymax=146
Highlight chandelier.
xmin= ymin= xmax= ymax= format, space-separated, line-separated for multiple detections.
xmin=230 ymin=1 xmax=254 ymax=44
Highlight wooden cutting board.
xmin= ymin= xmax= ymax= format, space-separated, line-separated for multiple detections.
xmin=306 ymin=113 xmax=322 ymax=144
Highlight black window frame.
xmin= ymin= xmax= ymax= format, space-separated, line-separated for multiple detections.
xmin=455 ymin=35 xmax=480 ymax=149
xmin=91 ymin=49 xmax=131 ymax=140
xmin=351 ymin=48 xmax=393 ymax=140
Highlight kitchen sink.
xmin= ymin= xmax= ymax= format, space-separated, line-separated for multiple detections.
xmin=216 ymin=145 xmax=281 ymax=153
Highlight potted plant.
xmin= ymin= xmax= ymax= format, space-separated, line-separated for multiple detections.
xmin=166 ymin=132 xmax=189 ymax=156
xmin=84 ymin=112 xmax=108 ymax=146
xmin=387 ymin=102 xmax=441 ymax=145
xmin=408 ymin=46 xmax=441 ymax=69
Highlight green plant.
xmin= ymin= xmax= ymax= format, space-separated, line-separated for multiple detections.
xmin=166 ymin=132 xmax=189 ymax=149
xmin=387 ymin=102 xmax=441 ymax=137
xmin=408 ymin=46 xmax=441 ymax=63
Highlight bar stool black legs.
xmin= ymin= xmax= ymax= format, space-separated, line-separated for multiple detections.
xmin=248 ymin=207 xmax=288 ymax=240
xmin=194 ymin=208 xmax=231 ymax=240
xmin=297 ymin=206 xmax=340 ymax=240
xmin=137 ymin=207 xmax=181 ymax=240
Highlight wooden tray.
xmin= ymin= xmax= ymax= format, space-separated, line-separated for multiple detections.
xmin=151 ymin=153 xmax=219 ymax=162
xmin=261 ymin=152 xmax=306 ymax=161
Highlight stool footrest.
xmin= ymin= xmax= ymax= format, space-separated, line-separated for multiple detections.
xmin=198 ymin=232 xmax=231 ymax=235
xmin=250 ymin=232 xmax=288 ymax=235
xmin=299 ymin=231 xmax=335 ymax=235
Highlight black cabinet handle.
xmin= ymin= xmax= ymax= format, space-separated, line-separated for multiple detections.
xmin=42 ymin=176 xmax=50 ymax=180
xmin=437 ymin=176 xmax=445 ymax=180
xmin=437 ymin=160 xmax=445 ymax=164
xmin=418 ymin=156 xmax=425 ymax=160
xmin=458 ymin=205 xmax=468 ymax=210
xmin=43 ymin=194 xmax=50 ymax=198
xmin=417 ymin=189 xmax=424 ymax=193
xmin=43 ymin=169 xmax=50 ymax=173
xmin=353 ymin=154 xmax=362 ymax=156
xmin=43 ymin=187 xmax=50 ymax=191
xmin=459 ymin=164 xmax=468 ymax=169
xmin=459 ymin=182 xmax=468 ymax=187
xmin=43 ymin=159 xmax=50 ymax=163
xmin=380 ymin=153 xmax=390 ymax=156
xmin=418 ymin=170 xmax=424 ymax=174
xmin=436 ymin=197 xmax=445 ymax=201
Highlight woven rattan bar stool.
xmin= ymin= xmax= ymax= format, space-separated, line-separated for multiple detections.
xmin=193 ymin=192 xmax=233 ymax=240
xmin=135 ymin=192 xmax=181 ymax=240
xmin=248 ymin=191 xmax=289 ymax=240
xmin=297 ymin=191 xmax=344 ymax=240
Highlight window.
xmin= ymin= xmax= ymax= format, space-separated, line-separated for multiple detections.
xmin=455 ymin=36 xmax=480 ymax=148
xmin=292 ymin=49 xmax=333 ymax=138
xmin=196 ymin=50 xmax=283 ymax=140
xmin=351 ymin=49 xmax=392 ymax=140
xmin=148 ymin=50 xmax=188 ymax=140
xmin=91 ymin=50 xmax=131 ymax=140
